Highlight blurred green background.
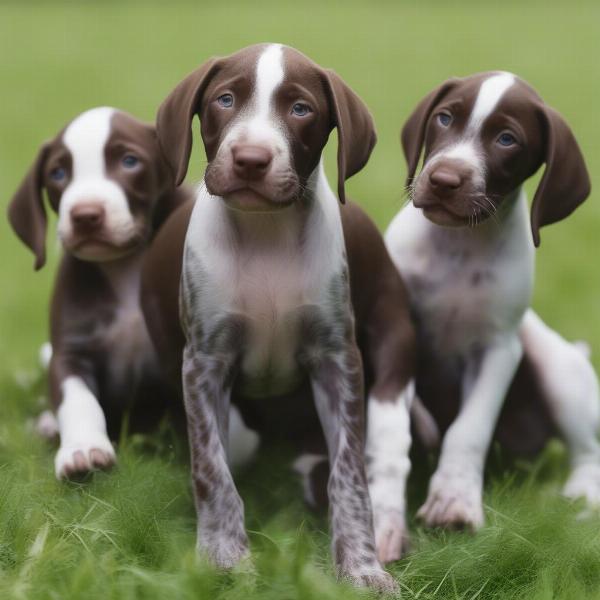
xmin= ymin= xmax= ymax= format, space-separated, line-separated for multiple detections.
xmin=1 ymin=2 xmax=599 ymax=599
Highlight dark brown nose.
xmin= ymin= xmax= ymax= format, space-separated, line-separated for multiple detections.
xmin=232 ymin=145 xmax=273 ymax=180
xmin=70 ymin=202 xmax=105 ymax=233
xmin=429 ymin=167 xmax=463 ymax=191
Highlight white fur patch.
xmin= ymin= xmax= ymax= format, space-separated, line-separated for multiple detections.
xmin=57 ymin=107 xmax=136 ymax=251
xmin=467 ymin=72 xmax=515 ymax=133
xmin=55 ymin=375 xmax=115 ymax=479
xmin=367 ymin=383 xmax=413 ymax=563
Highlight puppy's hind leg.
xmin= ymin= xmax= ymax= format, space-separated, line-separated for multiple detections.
xmin=521 ymin=310 xmax=600 ymax=508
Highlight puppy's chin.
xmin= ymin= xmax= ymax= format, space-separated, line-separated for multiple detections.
xmin=419 ymin=204 xmax=470 ymax=227
xmin=220 ymin=189 xmax=296 ymax=213
xmin=62 ymin=236 xmax=142 ymax=263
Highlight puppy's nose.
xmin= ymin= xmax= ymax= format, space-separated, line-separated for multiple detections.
xmin=429 ymin=168 xmax=462 ymax=191
xmin=70 ymin=203 xmax=105 ymax=233
xmin=232 ymin=145 xmax=273 ymax=180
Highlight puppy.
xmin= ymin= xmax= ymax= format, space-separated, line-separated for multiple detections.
xmin=8 ymin=107 xmax=189 ymax=479
xmin=384 ymin=72 xmax=600 ymax=530
xmin=142 ymin=43 xmax=417 ymax=589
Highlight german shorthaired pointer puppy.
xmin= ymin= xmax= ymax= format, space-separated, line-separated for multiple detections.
xmin=142 ymin=43 xmax=417 ymax=589
xmin=384 ymin=72 xmax=600 ymax=530
xmin=8 ymin=108 xmax=190 ymax=479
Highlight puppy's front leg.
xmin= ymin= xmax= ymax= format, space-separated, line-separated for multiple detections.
xmin=182 ymin=343 xmax=248 ymax=569
xmin=309 ymin=343 xmax=396 ymax=592
xmin=418 ymin=335 xmax=523 ymax=530
xmin=50 ymin=353 xmax=115 ymax=479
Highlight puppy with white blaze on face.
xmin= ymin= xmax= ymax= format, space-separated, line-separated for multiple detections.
xmin=385 ymin=71 xmax=600 ymax=531
xmin=8 ymin=107 xmax=194 ymax=479
xmin=142 ymin=43 xmax=418 ymax=590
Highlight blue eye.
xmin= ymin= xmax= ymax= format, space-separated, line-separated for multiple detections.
xmin=122 ymin=154 xmax=139 ymax=168
xmin=437 ymin=112 xmax=452 ymax=127
xmin=291 ymin=102 xmax=312 ymax=117
xmin=217 ymin=93 xmax=234 ymax=108
xmin=50 ymin=167 xmax=66 ymax=182
xmin=498 ymin=132 xmax=517 ymax=147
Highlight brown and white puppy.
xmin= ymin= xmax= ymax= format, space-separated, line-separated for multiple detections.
xmin=385 ymin=72 xmax=600 ymax=530
xmin=142 ymin=43 xmax=416 ymax=589
xmin=8 ymin=107 xmax=190 ymax=479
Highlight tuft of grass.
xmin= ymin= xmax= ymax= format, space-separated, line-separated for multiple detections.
xmin=1 ymin=1 xmax=600 ymax=598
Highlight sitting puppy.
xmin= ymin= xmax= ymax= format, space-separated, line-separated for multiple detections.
xmin=142 ymin=44 xmax=417 ymax=589
xmin=8 ymin=107 xmax=190 ymax=479
xmin=384 ymin=72 xmax=600 ymax=530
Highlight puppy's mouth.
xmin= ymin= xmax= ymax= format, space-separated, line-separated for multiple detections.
xmin=413 ymin=196 xmax=471 ymax=227
xmin=220 ymin=187 xmax=298 ymax=212
xmin=62 ymin=233 xmax=145 ymax=262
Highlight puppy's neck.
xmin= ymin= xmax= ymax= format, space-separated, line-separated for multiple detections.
xmin=96 ymin=250 xmax=144 ymax=306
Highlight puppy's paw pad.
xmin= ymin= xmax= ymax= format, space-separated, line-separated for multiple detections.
xmin=55 ymin=438 xmax=116 ymax=480
xmin=373 ymin=509 xmax=410 ymax=564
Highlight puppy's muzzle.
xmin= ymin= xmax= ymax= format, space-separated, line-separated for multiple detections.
xmin=232 ymin=144 xmax=273 ymax=181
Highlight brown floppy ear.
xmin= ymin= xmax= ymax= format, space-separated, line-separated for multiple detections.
xmin=7 ymin=143 xmax=50 ymax=270
xmin=156 ymin=58 xmax=221 ymax=186
xmin=530 ymin=106 xmax=591 ymax=247
xmin=401 ymin=78 xmax=460 ymax=187
xmin=321 ymin=69 xmax=377 ymax=204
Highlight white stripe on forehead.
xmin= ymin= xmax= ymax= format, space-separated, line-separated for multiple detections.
xmin=253 ymin=44 xmax=284 ymax=117
xmin=63 ymin=107 xmax=115 ymax=178
xmin=467 ymin=73 xmax=515 ymax=133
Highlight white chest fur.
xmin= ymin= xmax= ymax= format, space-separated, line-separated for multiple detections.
xmin=183 ymin=170 xmax=345 ymax=398
xmin=385 ymin=191 xmax=534 ymax=358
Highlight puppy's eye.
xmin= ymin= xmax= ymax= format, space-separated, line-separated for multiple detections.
xmin=49 ymin=167 xmax=67 ymax=182
xmin=437 ymin=112 xmax=452 ymax=127
xmin=121 ymin=154 xmax=139 ymax=168
xmin=217 ymin=93 xmax=234 ymax=108
xmin=498 ymin=132 xmax=517 ymax=147
xmin=291 ymin=102 xmax=312 ymax=117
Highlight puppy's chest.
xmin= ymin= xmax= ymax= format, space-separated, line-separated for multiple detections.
xmin=196 ymin=247 xmax=331 ymax=397
xmin=404 ymin=242 xmax=519 ymax=354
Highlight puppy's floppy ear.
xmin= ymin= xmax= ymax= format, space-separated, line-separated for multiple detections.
xmin=8 ymin=143 xmax=51 ymax=270
xmin=156 ymin=59 xmax=222 ymax=186
xmin=321 ymin=69 xmax=377 ymax=204
xmin=530 ymin=106 xmax=591 ymax=247
xmin=401 ymin=78 xmax=460 ymax=187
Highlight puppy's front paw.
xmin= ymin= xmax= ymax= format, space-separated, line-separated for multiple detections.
xmin=417 ymin=468 xmax=484 ymax=530
xmin=55 ymin=434 xmax=116 ymax=479
xmin=339 ymin=564 xmax=398 ymax=593
xmin=200 ymin=536 xmax=250 ymax=570
xmin=564 ymin=463 xmax=600 ymax=508
xmin=373 ymin=508 xmax=409 ymax=564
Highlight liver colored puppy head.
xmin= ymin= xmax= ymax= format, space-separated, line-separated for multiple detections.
xmin=401 ymin=72 xmax=590 ymax=245
xmin=8 ymin=108 xmax=173 ymax=269
xmin=156 ymin=43 xmax=376 ymax=210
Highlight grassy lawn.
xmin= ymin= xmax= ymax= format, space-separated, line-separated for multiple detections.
xmin=1 ymin=1 xmax=600 ymax=598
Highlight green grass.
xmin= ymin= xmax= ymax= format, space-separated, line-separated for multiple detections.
xmin=1 ymin=1 xmax=600 ymax=598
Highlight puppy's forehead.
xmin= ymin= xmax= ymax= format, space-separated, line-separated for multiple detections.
xmin=62 ymin=107 xmax=114 ymax=174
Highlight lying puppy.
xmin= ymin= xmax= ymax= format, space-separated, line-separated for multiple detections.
xmin=142 ymin=43 xmax=417 ymax=589
xmin=8 ymin=107 xmax=189 ymax=479
xmin=385 ymin=72 xmax=600 ymax=530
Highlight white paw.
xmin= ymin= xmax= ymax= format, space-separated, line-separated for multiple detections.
xmin=563 ymin=463 xmax=600 ymax=508
xmin=55 ymin=434 xmax=116 ymax=479
xmin=339 ymin=563 xmax=398 ymax=593
xmin=418 ymin=468 xmax=484 ymax=530
xmin=373 ymin=507 xmax=409 ymax=564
